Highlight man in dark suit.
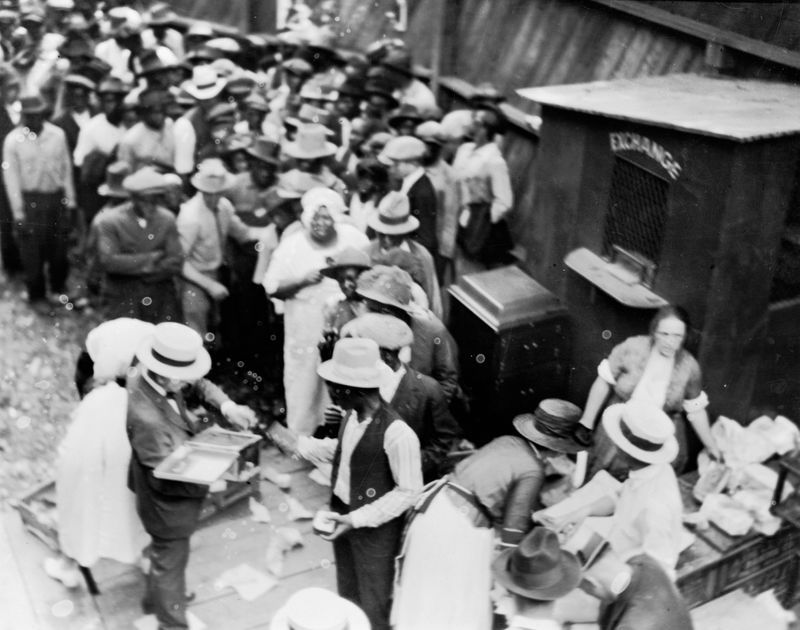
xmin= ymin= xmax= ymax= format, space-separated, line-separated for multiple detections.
xmin=0 ymin=64 xmax=21 ymax=276
xmin=127 ymin=322 xmax=257 ymax=630
xmin=343 ymin=312 xmax=461 ymax=482
xmin=379 ymin=135 xmax=440 ymax=261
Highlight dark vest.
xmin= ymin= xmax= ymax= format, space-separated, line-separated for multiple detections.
xmin=183 ymin=106 xmax=213 ymax=163
xmin=331 ymin=402 xmax=398 ymax=511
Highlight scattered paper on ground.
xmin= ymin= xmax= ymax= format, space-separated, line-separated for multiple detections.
xmin=285 ymin=494 xmax=313 ymax=520
xmin=215 ymin=563 xmax=277 ymax=601
xmin=249 ymin=497 xmax=272 ymax=523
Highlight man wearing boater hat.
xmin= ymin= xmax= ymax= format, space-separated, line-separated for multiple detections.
xmin=268 ymin=337 xmax=423 ymax=630
xmin=542 ymin=399 xmax=685 ymax=578
xmin=127 ymin=322 xmax=257 ymax=630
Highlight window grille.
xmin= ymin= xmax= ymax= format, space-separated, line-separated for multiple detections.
xmin=602 ymin=156 xmax=669 ymax=285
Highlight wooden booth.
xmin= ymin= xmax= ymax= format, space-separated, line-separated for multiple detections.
xmin=516 ymin=74 xmax=800 ymax=423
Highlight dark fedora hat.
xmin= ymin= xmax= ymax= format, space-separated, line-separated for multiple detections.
xmin=493 ymin=527 xmax=581 ymax=600
xmin=513 ymin=399 xmax=588 ymax=454
xmin=246 ymin=137 xmax=280 ymax=165
xmin=387 ymin=103 xmax=425 ymax=129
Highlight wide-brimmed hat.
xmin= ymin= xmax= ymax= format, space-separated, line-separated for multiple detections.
xmin=63 ymin=73 xmax=96 ymax=92
xmin=317 ymin=337 xmax=384 ymax=389
xmin=602 ymin=400 xmax=679 ymax=465
xmin=381 ymin=49 xmax=413 ymax=76
xmin=206 ymin=102 xmax=236 ymax=125
xmin=138 ymin=47 xmax=180 ymax=77
xmin=415 ymin=120 xmax=445 ymax=145
xmin=378 ymin=135 xmax=427 ymax=164
xmin=440 ymin=109 xmax=474 ymax=140
xmin=98 ymin=161 xmax=132 ymax=198
xmin=245 ymin=137 xmax=280 ymax=165
xmin=342 ymin=313 xmax=413 ymax=351
xmin=136 ymin=322 xmax=211 ymax=382
xmin=20 ymin=94 xmax=47 ymax=114
xmin=281 ymin=57 xmax=313 ymax=78
xmin=388 ymin=103 xmax=425 ymax=129
xmin=145 ymin=2 xmax=177 ymax=26
xmin=184 ymin=65 xmax=226 ymax=100
xmin=191 ymin=158 xmax=236 ymax=193
xmin=58 ymin=37 xmax=93 ymax=59
xmin=355 ymin=265 xmax=414 ymax=313
xmin=320 ymin=247 xmax=372 ymax=279
xmin=492 ymin=527 xmax=581 ymax=600
xmin=367 ymin=191 xmax=418 ymax=235
xmin=185 ymin=22 xmax=214 ymax=40
xmin=337 ymin=77 xmax=365 ymax=99
xmin=186 ymin=45 xmax=222 ymax=65
xmin=220 ymin=133 xmax=253 ymax=156
xmin=513 ymin=399 xmax=587 ymax=454
xmin=123 ymin=167 xmax=169 ymax=195
xmin=206 ymin=37 xmax=242 ymax=55
xmin=285 ymin=104 xmax=334 ymax=132
xmin=363 ymin=79 xmax=399 ymax=109
xmin=107 ymin=6 xmax=142 ymax=36
xmin=270 ymin=587 xmax=369 ymax=630
xmin=244 ymin=92 xmax=270 ymax=112
xmin=275 ymin=171 xmax=317 ymax=199
xmin=97 ymin=76 xmax=129 ymax=95
xmin=283 ymin=124 xmax=337 ymax=160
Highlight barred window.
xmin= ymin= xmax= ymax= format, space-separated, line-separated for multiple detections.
xmin=602 ymin=156 xmax=669 ymax=285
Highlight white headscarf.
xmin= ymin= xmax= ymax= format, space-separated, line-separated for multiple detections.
xmin=300 ymin=187 xmax=346 ymax=229
xmin=85 ymin=318 xmax=155 ymax=382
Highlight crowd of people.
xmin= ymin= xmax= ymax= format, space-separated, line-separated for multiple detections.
xmin=2 ymin=1 xmax=721 ymax=629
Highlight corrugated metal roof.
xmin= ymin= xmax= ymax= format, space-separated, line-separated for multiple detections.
xmin=517 ymin=73 xmax=800 ymax=141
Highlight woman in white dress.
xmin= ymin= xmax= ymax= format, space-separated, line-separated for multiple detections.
xmin=45 ymin=318 xmax=154 ymax=587
xmin=264 ymin=187 xmax=369 ymax=435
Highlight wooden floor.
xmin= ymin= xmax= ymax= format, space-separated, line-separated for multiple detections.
xmin=1 ymin=445 xmax=336 ymax=630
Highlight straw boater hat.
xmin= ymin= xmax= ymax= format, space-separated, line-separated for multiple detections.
xmin=191 ymin=158 xmax=236 ymax=194
xmin=602 ymin=400 xmax=679 ymax=465
xmin=98 ymin=161 xmax=132 ymax=198
xmin=492 ymin=527 xmax=581 ymax=600
xmin=513 ymin=399 xmax=587 ymax=454
xmin=183 ymin=65 xmax=226 ymax=100
xmin=317 ymin=337 xmax=384 ymax=389
xmin=284 ymin=123 xmax=337 ymax=160
xmin=367 ymin=191 xmax=418 ymax=235
xmin=270 ymin=587 xmax=369 ymax=630
xmin=342 ymin=313 xmax=414 ymax=351
xmin=355 ymin=265 xmax=414 ymax=313
xmin=320 ymin=247 xmax=372 ymax=279
xmin=136 ymin=322 xmax=211 ymax=382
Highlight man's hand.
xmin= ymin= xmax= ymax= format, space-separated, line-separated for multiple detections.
xmin=321 ymin=513 xmax=354 ymax=541
xmin=208 ymin=281 xmax=230 ymax=301
xmin=221 ymin=401 xmax=257 ymax=430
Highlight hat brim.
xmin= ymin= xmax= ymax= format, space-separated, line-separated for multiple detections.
xmin=601 ymin=403 xmax=679 ymax=465
xmin=97 ymin=184 xmax=130 ymax=198
xmin=135 ymin=339 xmax=211 ymax=382
xmin=317 ymin=360 xmax=384 ymax=389
xmin=512 ymin=414 xmax=585 ymax=454
xmin=283 ymin=141 xmax=338 ymax=160
xmin=356 ymin=288 xmax=413 ymax=313
xmin=367 ymin=214 xmax=420 ymax=235
xmin=320 ymin=263 xmax=371 ymax=279
xmin=184 ymin=79 xmax=226 ymax=100
xmin=492 ymin=547 xmax=582 ymax=601
xmin=245 ymin=148 xmax=280 ymax=165
xmin=271 ymin=599 xmax=370 ymax=630
xmin=190 ymin=172 xmax=237 ymax=193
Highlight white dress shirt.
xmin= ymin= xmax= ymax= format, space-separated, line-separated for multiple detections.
xmin=607 ymin=463 xmax=684 ymax=577
xmin=297 ymin=410 xmax=422 ymax=528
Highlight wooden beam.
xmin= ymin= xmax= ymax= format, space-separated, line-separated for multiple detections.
xmin=586 ymin=0 xmax=800 ymax=71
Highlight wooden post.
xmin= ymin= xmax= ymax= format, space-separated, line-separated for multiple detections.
xmin=429 ymin=0 xmax=444 ymax=94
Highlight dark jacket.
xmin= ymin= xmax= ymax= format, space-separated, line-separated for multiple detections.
xmin=51 ymin=111 xmax=81 ymax=156
xmin=126 ymin=373 xmax=226 ymax=539
xmin=390 ymin=367 xmax=460 ymax=482
xmin=406 ymin=173 xmax=439 ymax=256
xmin=409 ymin=310 xmax=459 ymax=403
